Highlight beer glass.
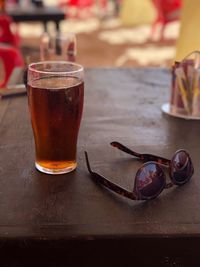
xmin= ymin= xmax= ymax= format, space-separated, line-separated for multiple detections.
xmin=27 ymin=61 xmax=84 ymax=175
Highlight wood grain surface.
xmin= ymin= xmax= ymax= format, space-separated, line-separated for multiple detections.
xmin=0 ymin=68 xmax=199 ymax=266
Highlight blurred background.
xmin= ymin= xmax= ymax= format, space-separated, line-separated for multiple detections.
xmin=1 ymin=0 xmax=194 ymax=70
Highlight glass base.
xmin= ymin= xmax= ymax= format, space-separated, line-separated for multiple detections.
xmin=35 ymin=162 xmax=77 ymax=175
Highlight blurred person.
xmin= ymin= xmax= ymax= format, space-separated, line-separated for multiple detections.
xmin=151 ymin=0 xmax=181 ymax=41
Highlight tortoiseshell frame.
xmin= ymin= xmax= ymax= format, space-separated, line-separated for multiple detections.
xmin=85 ymin=151 xmax=137 ymax=200
xmin=111 ymin=142 xmax=171 ymax=165
xmin=84 ymin=141 xmax=194 ymax=200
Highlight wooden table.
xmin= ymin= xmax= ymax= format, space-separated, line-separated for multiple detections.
xmin=0 ymin=68 xmax=200 ymax=266
xmin=7 ymin=6 xmax=65 ymax=32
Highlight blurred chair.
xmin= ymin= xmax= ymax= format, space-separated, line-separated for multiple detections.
xmin=151 ymin=0 xmax=182 ymax=40
xmin=0 ymin=14 xmax=20 ymax=47
xmin=0 ymin=45 xmax=24 ymax=87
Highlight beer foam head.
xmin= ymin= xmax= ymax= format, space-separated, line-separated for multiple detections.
xmin=31 ymin=76 xmax=82 ymax=90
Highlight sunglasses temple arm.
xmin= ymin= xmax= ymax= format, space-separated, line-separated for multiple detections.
xmin=111 ymin=141 xmax=170 ymax=166
xmin=84 ymin=151 xmax=137 ymax=200
xmin=111 ymin=141 xmax=142 ymax=159
xmin=85 ymin=151 xmax=93 ymax=173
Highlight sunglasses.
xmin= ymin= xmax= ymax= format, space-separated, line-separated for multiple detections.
xmin=84 ymin=141 xmax=194 ymax=200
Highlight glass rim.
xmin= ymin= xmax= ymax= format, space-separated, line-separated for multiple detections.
xmin=28 ymin=61 xmax=84 ymax=75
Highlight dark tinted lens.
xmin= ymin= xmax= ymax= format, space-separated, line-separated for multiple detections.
xmin=170 ymin=150 xmax=194 ymax=185
xmin=134 ymin=162 xmax=166 ymax=200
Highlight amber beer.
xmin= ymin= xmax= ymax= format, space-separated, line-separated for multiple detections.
xmin=27 ymin=62 xmax=84 ymax=174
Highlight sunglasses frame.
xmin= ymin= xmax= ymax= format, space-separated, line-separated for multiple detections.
xmin=84 ymin=142 xmax=194 ymax=200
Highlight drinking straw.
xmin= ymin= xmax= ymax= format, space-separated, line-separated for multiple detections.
xmin=192 ymin=69 xmax=200 ymax=116
xmin=187 ymin=65 xmax=194 ymax=92
xmin=171 ymin=62 xmax=184 ymax=113
xmin=194 ymin=51 xmax=200 ymax=69
xmin=175 ymin=67 xmax=190 ymax=114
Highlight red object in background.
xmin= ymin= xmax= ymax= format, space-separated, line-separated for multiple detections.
xmin=0 ymin=45 xmax=24 ymax=87
xmin=68 ymin=0 xmax=108 ymax=8
xmin=151 ymin=0 xmax=182 ymax=40
xmin=59 ymin=0 xmax=108 ymax=18
xmin=59 ymin=0 xmax=94 ymax=8
xmin=68 ymin=0 xmax=94 ymax=7
xmin=0 ymin=14 xmax=20 ymax=47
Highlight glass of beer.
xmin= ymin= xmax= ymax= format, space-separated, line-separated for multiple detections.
xmin=27 ymin=61 xmax=84 ymax=175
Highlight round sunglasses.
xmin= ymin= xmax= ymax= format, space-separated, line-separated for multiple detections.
xmin=84 ymin=141 xmax=194 ymax=200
